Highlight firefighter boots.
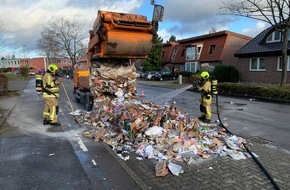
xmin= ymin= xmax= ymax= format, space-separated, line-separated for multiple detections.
xmin=50 ymin=122 xmax=61 ymax=126
xmin=43 ymin=118 xmax=49 ymax=125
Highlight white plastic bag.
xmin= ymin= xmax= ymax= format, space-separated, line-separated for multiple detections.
xmin=168 ymin=162 xmax=184 ymax=176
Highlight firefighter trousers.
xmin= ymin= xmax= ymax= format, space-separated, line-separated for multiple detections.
xmin=43 ymin=97 xmax=59 ymax=123
xmin=200 ymin=97 xmax=212 ymax=120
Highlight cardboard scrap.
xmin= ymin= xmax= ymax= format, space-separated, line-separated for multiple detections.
xmin=76 ymin=63 xmax=249 ymax=177
xmin=155 ymin=160 xmax=169 ymax=177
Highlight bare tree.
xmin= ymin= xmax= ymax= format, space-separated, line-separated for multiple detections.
xmin=221 ymin=0 xmax=289 ymax=86
xmin=37 ymin=29 xmax=61 ymax=63
xmin=37 ymin=17 xmax=87 ymax=67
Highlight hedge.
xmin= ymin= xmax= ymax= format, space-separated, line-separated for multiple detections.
xmin=218 ymin=82 xmax=290 ymax=100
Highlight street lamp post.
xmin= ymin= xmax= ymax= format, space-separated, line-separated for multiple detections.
xmin=43 ymin=55 xmax=47 ymax=71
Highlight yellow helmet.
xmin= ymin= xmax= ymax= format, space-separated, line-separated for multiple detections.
xmin=200 ymin=71 xmax=209 ymax=80
xmin=47 ymin=64 xmax=59 ymax=73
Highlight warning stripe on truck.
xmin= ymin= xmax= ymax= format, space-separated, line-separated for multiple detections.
xmin=77 ymin=70 xmax=90 ymax=77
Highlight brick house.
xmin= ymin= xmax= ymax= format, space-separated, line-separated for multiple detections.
xmin=0 ymin=58 xmax=20 ymax=73
xmin=235 ymin=26 xmax=290 ymax=84
xmin=161 ymin=30 xmax=252 ymax=75
xmin=19 ymin=57 xmax=72 ymax=73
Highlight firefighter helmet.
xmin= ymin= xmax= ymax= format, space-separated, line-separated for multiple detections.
xmin=47 ymin=64 xmax=59 ymax=73
xmin=200 ymin=71 xmax=209 ymax=80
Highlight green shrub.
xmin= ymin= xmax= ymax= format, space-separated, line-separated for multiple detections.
xmin=0 ymin=73 xmax=8 ymax=96
xmin=0 ymin=68 xmax=10 ymax=73
xmin=19 ymin=67 xmax=29 ymax=76
xmin=218 ymin=82 xmax=290 ymax=100
xmin=179 ymin=71 xmax=193 ymax=77
xmin=213 ymin=65 xmax=239 ymax=83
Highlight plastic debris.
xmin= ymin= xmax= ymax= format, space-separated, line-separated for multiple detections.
xmin=168 ymin=162 xmax=184 ymax=176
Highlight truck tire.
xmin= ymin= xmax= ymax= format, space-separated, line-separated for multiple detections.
xmin=85 ymin=95 xmax=93 ymax=111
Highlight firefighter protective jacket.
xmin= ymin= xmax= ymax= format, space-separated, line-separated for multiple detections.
xmin=198 ymin=80 xmax=212 ymax=104
xmin=42 ymin=72 xmax=60 ymax=98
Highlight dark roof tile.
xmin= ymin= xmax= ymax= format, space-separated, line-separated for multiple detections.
xmin=235 ymin=26 xmax=290 ymax=57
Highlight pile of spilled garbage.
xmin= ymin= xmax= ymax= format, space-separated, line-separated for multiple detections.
xmin=74 ymin=64 xmax=251 ymax=177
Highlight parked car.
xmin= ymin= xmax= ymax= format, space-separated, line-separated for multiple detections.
xmin=152 ymin=71 xmax=175 ymax=81
xmin=135 ymin=71 xmax=142 ymax=78
xmin=143 ymin=71 xmax=157 ymax=80
xmin=28 ymin=71 xmax=35 ymax=75
xmin=141 ymin=72 xmax=147 ymax=80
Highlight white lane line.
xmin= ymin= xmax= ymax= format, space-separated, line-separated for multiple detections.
xmin=92 ymin=159 xmax=97 ymax=165
xmin=77 ymin=136 xmax=88 ymax=152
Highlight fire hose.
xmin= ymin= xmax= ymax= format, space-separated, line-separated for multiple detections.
xmin=213 ymin=83 xmax=281 ymax=190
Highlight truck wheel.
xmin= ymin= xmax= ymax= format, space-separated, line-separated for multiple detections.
xmin=85 ymin=95 xmax=93 ymax=111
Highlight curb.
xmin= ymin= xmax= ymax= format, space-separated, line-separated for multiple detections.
xmin=102 ymin=142 xmax=151 ymax=190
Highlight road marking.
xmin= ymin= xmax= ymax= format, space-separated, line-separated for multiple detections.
xmin=77 ymin=136 xmax=88 ymax=151
xmin=92 ymin=159 xmax=97 ymax=165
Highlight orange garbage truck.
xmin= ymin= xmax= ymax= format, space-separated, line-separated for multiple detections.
xmin=73 ymin=7 xmax=164 ymax=111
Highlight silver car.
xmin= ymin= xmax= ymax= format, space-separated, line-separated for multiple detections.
xmin=146 ymin=71 xmax=157 ymax=80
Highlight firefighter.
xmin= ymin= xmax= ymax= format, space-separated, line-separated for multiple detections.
xmin=42 ymin=64 xmax=63 ymax=126
xmin=197 ymin=71 xmax=212 ymax=123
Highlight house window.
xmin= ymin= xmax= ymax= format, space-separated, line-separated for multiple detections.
xmin=185 ymin=62 xmax=199 ymax=73
xmin=266 ymin=31 xmax=281 ymax=42
xmin=277 ymin=56 xmax=290 ymax=71
xmin=171 ymin=47 xmax=178 ymax=60
xmin=162 ymin=51 xmax=165 ymax=58
xmin=250 ymin=58 xmax=266 ymax=71
xmin=197 ymin=45 xmax=203 ymax=59
xmin=208 ymin=45 xmax=216 ymax=54
xmin=186 ymin=46 xmax=195 ymax=60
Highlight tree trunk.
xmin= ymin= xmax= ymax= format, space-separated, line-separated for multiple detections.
xmin=281 ymin=29 xmax=288 ymax=86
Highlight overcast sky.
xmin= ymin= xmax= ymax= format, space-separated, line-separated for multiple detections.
xmin=0 ymin=0 xmax=269 ymax=58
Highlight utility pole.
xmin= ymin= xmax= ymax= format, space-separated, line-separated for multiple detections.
xmin=43 ymin=55 xmax=47 ymax=71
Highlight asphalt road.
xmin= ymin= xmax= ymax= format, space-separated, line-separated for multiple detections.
xmin=1 ymin=78 xmax=290 ymax=190
xmin=136 ymin=81 xmax=290 ymax=152
xmin=0 ymin=78 xmax=142 ymax=190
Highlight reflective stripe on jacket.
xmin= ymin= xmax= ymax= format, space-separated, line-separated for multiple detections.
xmin=42 ymin=72 xmax=60 ymax=98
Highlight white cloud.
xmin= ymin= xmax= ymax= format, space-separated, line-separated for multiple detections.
xmin=162 ymin=0 xmax=235 ymax=36
xmin=242 ymin=21 xmax=268 ymax=37
xmin=0 ymin=0 xmax=144 ymax=58
xmin=0 ymin=0 xmax=269 ymax=58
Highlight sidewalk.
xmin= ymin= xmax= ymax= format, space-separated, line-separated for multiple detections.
xmin=0 ymin=79 xmax=30 ymax=127
xmin=1 ymin=79 xmax=290 ymax=190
